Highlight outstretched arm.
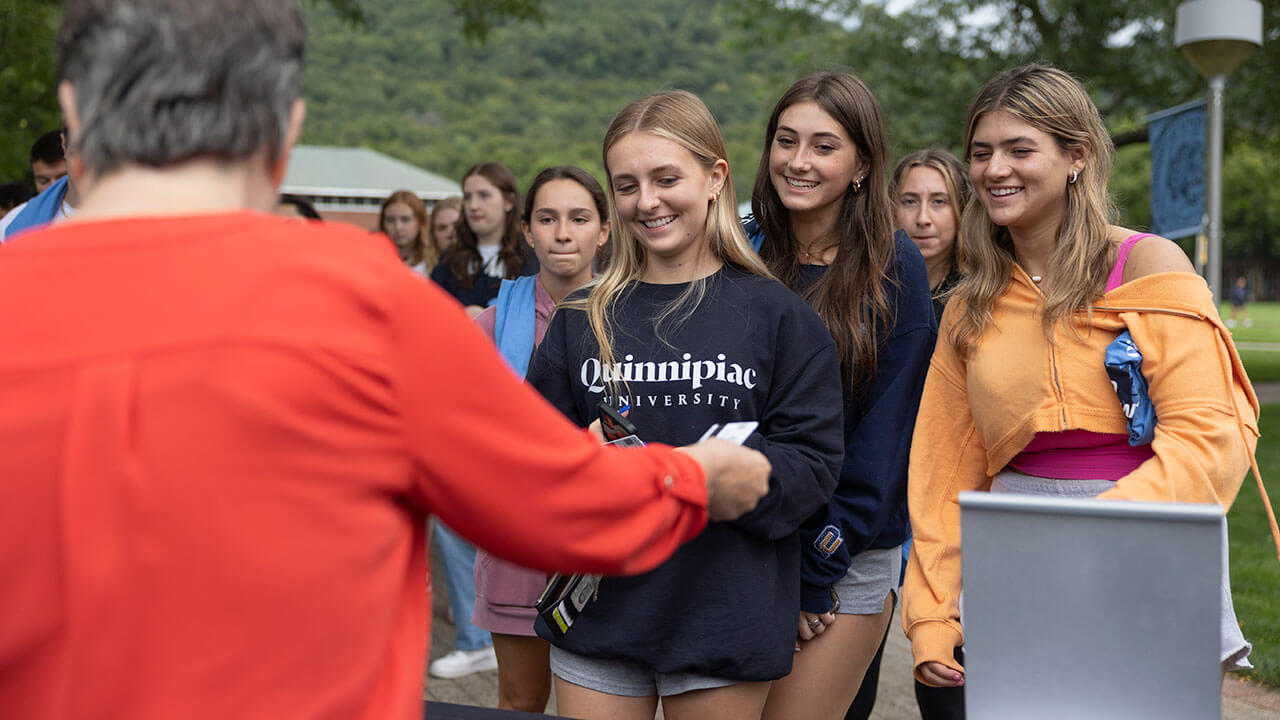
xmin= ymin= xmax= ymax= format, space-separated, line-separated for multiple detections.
xmin=394 ymin=278 xmax=768 ymax=576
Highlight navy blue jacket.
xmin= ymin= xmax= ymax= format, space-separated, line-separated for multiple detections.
xmin=788 ymin=233 xmax=937 ymax=613
xmin=527 ymin=265 xmax=844 ymax=680
xmin=430 ymin=245 xmax=537 ymax=308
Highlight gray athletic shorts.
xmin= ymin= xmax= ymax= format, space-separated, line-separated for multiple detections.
xmin=549 ymin=645 xmax=736 ymax=697
xmin=833 ymin=545 xmax=902 ymax=614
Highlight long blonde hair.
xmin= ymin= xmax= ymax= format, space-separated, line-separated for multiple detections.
xmin=565 ymin=91 xmax=772 ymax=395
xmin=951 ymin=64 xmax=1117 ymax=355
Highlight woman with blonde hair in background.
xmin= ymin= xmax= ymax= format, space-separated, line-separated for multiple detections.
xmin=904 ymin=63 xmax=1268 ymax=695
xmin=893 ymin=148 xmax=970 ymax=322
xmin=527 ymin=90 xmax=844 ymax=720
xmin=379 ymin=190 xmax=429 ymax=272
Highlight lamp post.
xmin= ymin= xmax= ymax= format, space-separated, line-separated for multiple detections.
xmin=1174 ymin=0 xmax=1262 ymax=302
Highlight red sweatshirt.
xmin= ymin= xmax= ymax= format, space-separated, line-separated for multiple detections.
xmin=0 ymin=212 xmax=709 ymax=719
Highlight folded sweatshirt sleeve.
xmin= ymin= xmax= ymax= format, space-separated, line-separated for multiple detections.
xmin=1099 ymin=307 xmax=1257 ymax=508
xmin=796 ymin=241 xmax=937 ymax=613
xmin=390 ymin=277 xmax=709 ymax=577
xmin=901 ymin=311 xmax=991 ymax=684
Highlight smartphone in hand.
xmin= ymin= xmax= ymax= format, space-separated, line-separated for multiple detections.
xmin=597 ymin=401 xmax=639 ymax=443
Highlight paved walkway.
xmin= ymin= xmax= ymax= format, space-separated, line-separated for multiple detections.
xmin=424 ymin=551 xmax=1280 ymax=718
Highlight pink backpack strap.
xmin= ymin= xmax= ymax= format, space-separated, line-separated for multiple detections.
xmin=1105 ymin=233 xmax=1155 ymax=292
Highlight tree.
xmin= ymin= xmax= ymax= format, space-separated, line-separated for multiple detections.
xmin=0 ymin=0 xmax=369 ymax=183
xmin=726 ymin=0 xmax=1278 ymax=257
xmin=0 ymin=0 xmax=62 ymax=183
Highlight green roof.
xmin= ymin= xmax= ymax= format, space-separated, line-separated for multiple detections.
xmin=281 ymin=146 xmax=460 ymax=200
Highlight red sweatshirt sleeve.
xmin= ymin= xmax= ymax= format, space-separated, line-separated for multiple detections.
xmin=390 ymin=275 xmax=708 ymax=576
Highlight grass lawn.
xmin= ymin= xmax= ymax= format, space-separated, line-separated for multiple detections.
xmin=1218 ymin=302 xmax=1280 ymax=382
xmin=1221 ymin=301 xmax=1280 ymax=344
xmin=1238 ymin=351 xmax=1280 ymax=383
xmin=1230 ymin=403 xmax=1280 ymax=687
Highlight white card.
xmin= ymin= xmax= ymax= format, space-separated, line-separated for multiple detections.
xmin=698 ymin=421 xmax=758 ymax=445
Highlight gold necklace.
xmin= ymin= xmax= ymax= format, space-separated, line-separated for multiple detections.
xmin=798 ymin=243 xmax=837 ymax=263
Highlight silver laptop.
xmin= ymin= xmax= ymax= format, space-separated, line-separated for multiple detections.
xmin=959 ymin=492 xmax=1222 ymax=719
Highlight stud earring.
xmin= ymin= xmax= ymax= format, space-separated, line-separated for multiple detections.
xmin=852 ymin=177 xmax=863 ymax=193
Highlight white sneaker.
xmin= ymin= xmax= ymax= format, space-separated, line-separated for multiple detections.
xmin=428 ymin=647 xmax=498 ymax=679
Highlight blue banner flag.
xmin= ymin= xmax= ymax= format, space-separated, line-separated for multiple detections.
xmin=1148 ymin=100 xmax=1205 ymax=240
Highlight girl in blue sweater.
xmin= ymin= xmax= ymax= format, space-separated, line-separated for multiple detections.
xmin=528 ymin=90 xmax=844 ymax=720
xmin=749 ymin=72 xmax=937 ymax=720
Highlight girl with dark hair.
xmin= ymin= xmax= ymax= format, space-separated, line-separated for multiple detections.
xmin=904 ymin=63 xmax=1267 ymax=693
xmin=528 ymin=90 xmax=844 ymax=720
xmin=431 ymin=162 xmax=537 ymax=316
xmin=471 ymin=165 xmax=610 ymax=712
xmin=746 ymin=72 xmax=936 ymax=720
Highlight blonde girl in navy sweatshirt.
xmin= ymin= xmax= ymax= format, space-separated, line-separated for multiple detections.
xmin=528 ymin=90 xmax=844 ymax=720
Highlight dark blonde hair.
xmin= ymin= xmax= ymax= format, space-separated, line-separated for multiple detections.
xmin=567 ymin=91 xmax=772 ymax=396
xmin=378 ymin=190 xmax=428 ymax=267
xmin=751 ymin=71 xmax=896 ymax=390
xmin=951 ymin=64 xmax=1117 ymax=354
xmin=891 ymin=147 xmax=971 ymax=280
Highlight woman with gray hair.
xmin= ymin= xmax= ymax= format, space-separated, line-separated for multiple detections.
xmin=0 ymin=2 xmax=777 ymax=718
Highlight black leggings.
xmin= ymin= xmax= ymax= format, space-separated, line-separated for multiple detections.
xmin=844 ymin=640 xmax=965 ymax=720
xmin=913 ymin=647 xmax=966 ymax=720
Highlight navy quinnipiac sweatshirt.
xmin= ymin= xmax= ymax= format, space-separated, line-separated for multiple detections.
xmin=790 ymin=232 xmax=937 ymax=613
xmin=527 ymin=264 xmax=844 ymax=681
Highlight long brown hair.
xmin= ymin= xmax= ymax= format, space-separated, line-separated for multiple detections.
xmin=445 ymin=162 xmax=525 ymax=289
xmin=751 ymin=71 xmax=896 ymax=390
xmin=950 ymin=64 xmax=1116 ymax=355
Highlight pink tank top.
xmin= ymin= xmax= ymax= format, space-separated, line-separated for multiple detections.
xmin=1007 ymin=234 xmax=1156 ymax=481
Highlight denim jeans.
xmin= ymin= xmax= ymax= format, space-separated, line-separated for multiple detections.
xmin=433 ymin=521 xmax=492 ymax=652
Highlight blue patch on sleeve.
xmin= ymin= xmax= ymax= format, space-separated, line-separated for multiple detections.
xmin=814 ymin=525 xmax=843 ymax=558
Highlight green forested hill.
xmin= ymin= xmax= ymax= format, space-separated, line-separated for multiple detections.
xmin=301 ymin=0 xmax=1279 ymax=265
xmin=301 ymin=0 xmax=841 ymax=199
xmin=4 ymin=0 xmax=1273 ymax=261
